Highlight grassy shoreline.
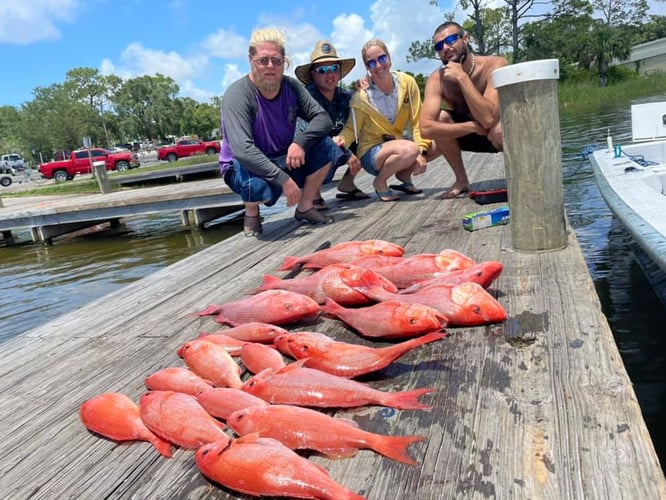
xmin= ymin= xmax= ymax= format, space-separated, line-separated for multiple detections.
xmin=558 ymin=72 xmax=666 ymax=111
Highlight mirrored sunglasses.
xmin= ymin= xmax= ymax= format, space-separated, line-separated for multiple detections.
xmin=314 ymin=64 xmax=340 ymax=74
xmin=434 ymin=33 xmax=461 ymax=52
xmin=366 ymin=54 xmax=389 ymax=70
xmin=252 ymin=56 xmax=284 ymax=67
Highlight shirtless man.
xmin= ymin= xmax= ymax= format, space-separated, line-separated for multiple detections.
xmin=420 ymin=21 xmax=508 ymax=198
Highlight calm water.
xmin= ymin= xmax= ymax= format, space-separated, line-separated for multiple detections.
xmin=1 ymin=97 xmax=665 ymax=468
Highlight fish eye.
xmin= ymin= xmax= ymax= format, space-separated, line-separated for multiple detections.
xmin=286 ymin=303 xmax=294 ymax=310
xmin=409 ymin=318 xmax=416 ymax=324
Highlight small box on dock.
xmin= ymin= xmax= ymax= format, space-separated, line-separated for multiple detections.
xmin=462 ymin=206 xmax=510 ymax=231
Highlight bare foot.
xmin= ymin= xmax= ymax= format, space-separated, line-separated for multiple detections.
xmin=440 ymin=183 xmax=470 ymax=199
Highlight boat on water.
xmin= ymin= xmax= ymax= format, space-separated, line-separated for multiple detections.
xmin=589 ymin=102 xmax=666 ymax=273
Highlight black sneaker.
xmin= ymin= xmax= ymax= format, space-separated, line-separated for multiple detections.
xmin=294 ymin=207 xmax=334 ymax=225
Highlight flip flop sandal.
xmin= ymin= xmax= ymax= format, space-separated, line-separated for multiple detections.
xmin=374 ymin=189 xmax=400 ymax=202
xmin=335 ymin=188 xmax=371 ymax=200
xmin=243 ymin=214 xmax=263 ymax=237
xmin=389 ymin=182 xmax=423 ymax=194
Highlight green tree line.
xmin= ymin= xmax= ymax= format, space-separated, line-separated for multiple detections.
xmin=2 ymin=0 xmax=665 ymax=165
xmin=0 ymin=68 xmax=221 ymax=164
xmin=409 ymin=0 xmax=666 ymax=86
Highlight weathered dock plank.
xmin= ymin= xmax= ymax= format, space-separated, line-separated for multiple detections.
xmin=0 ymin=153 xmax=663 ymax=499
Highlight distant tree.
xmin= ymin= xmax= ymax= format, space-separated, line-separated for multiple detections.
xmin=502 ymin=0 xmax=553 ymax=62
xmin=462 ymin=7 xmax=512 ymax=56
xmin=113 ymin=74 xmax=180 ymax=142
xmin=520 ymin=0 xmax=594 ymax=68
xmin=173 ymin=98 xmax=220 ymax=140
xmin=591 ymin=0 xmax=649 ymax=27
xmin=20 ymin=84 xmax=89 ymax=156
xmin=585 ymin=0 xmax=649 ymax=85
xmin=638 ymin=14 xmax=666 ymax=40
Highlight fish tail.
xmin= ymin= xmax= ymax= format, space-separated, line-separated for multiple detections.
xmin=279 ymin=256 xmax=301 ymax=271
xmin=189 ymin=304 xmax=222 ymax=317
xmin=150 ymin=436 xmax=173 ymax=458
xmin=369 ymin=434 xmax=425 ymax=465
xmin=249 ymin=275 xmax=281 ymax=294
xmin=384 ymin=387 xmax=435 ymax=410
xmin=320 ymin=297 xmax=344 ymax=317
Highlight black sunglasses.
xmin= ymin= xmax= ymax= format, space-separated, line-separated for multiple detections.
xmin=366 ymin=54 xmax=389 ymax=69
xmin=434 ymin=33 xmax=462 ymax=52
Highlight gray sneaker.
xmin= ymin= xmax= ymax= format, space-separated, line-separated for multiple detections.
xmin=294 ymin=207 xmax=334 ymax=225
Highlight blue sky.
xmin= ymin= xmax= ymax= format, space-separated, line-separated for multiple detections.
xmin=1 ymin=0 xmax=664 ymax=108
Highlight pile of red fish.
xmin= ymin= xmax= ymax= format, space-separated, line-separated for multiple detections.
xmin=79 ymin=239 xmax=506 ymax=499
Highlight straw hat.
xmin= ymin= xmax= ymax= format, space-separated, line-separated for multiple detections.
xmin=295 ymin=40 xmax=356 ymax=85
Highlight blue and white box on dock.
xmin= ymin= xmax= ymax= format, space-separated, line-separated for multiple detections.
xmin=462 ymin=206 xmax=510 ymax=231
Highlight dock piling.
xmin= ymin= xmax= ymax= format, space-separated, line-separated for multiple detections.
xmin=493 ymin=59 xmax=567 ymax=252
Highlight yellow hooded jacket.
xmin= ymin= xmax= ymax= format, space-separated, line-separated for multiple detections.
xmin=338 ymin=71 xmax=431 ymax=160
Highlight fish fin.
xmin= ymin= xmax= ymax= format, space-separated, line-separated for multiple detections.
xmin=150 ymin=436 xmax=173 ymax=458
xmin=320 ymin=297 xmax=343 ymax=317
xmin=385 ymin=387 xmax=436 ymax=410
xmin=249 ymin=275 xmax=281 ymax=295
xmin=368 ymin=434 xmax=425 ymax=465
xmin=283 ymin=358 xmax=310 ymax=370
xmin=279 ymin=256 xmax=300 ymax=271
xmin=319 ymin=447 xmax=360 ymax=460
xmin=214 ymin=314 xmax=236 ymax=326
xmin=189 ymin=304 xmax=222 ymax=317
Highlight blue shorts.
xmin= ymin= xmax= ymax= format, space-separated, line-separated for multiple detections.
xmin=360 ymin=144 xmax=383 ymax=176
xmin=223 ymin=136 xmax=342 ymax=206
xmin=323 ymin=147 xmax=352 ymax=184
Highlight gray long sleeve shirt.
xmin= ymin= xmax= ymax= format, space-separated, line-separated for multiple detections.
xmin=219 ymin=75 xmax=332 ymax=187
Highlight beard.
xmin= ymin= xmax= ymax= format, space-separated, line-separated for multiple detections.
xmin=257 ymin=80 xmax=280 ymax=94
xmin=441 ymin=44 xmax=468 ymax=65
xmin=250 ymin=67 xmax=282 ymax=96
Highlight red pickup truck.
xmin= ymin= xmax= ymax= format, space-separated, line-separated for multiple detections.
xmin=157 ymin=139 xmax=220 ymax=162
xmin=39 ymin=148 xmax=140 ymax=182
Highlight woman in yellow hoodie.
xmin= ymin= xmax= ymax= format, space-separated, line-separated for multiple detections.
xmin=336 ymin=38 xmax=437 ymax=201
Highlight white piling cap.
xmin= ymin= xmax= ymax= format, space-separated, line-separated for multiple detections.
xmin=493 ymin=59 xmax=559 ymax=88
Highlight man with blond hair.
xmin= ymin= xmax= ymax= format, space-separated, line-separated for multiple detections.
xmin=219 ymin=28 xmax=342 ymax=237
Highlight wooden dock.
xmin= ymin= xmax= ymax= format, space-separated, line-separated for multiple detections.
xmin=0 ymin=153 xmax=664 ymax=499
xmin=0 ymin=177 xmax=242 ymax=244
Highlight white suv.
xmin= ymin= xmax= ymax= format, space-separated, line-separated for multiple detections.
xmin=1 ymin=154 xmax=26 ymax=175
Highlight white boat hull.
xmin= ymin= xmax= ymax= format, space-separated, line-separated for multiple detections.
xmin=590 ymin=140 xmax=666 ymax=273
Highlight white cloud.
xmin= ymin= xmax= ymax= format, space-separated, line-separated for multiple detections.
xmin=201 ymin=29 xmax=248 ymax=59
xmin=0 ymin=0 xmax=79 ymax=44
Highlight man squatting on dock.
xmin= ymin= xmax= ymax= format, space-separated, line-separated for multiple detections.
xmin=420 ymin=21 xmax=508 ymax=199
xmin=220 ymin=28 xmax=344 ymax=237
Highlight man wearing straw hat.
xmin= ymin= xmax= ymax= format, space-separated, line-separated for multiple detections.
xmin=220 ymin=28 xmax=342 ymax=237
xmin=295 ymin=41 xmax=370 ymax=209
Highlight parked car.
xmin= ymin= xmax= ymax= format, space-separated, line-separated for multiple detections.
xmin=1 ymin=153 xmax=26 ymax=174
xmin=39 ymin=148 xmax=140 ymax=182
xmin=157 ymin=138 xmax=220 ymax=162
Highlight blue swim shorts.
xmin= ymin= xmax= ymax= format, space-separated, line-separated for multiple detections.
xmin=360 ymin=143 xmax=383 ymax=176
xmin=223 ymin=136 xmax=342 ymax=206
